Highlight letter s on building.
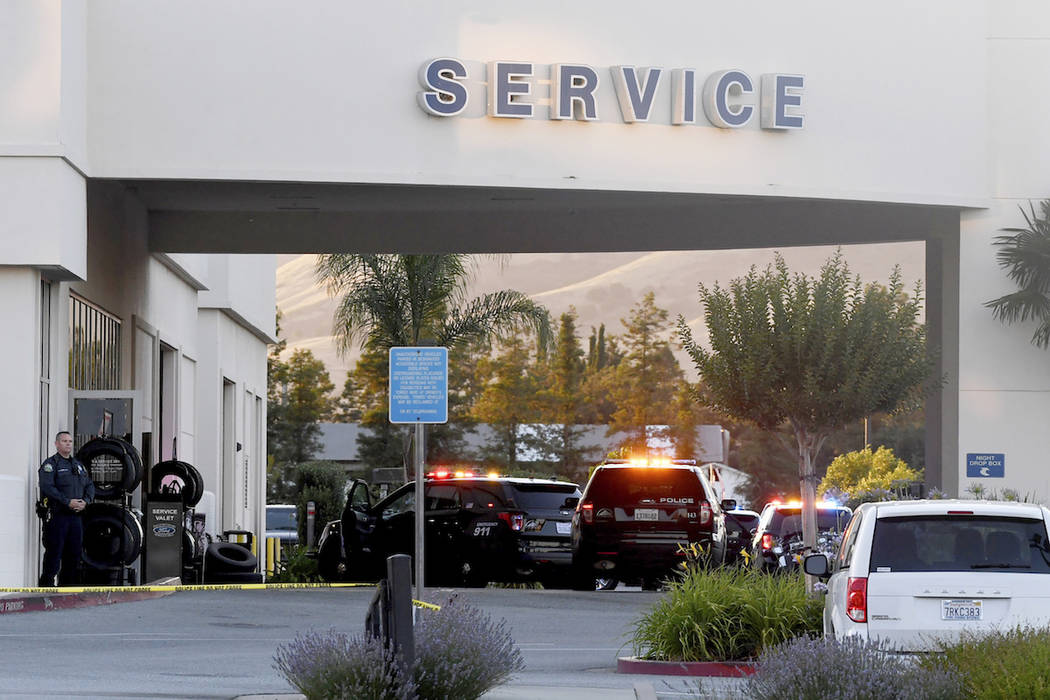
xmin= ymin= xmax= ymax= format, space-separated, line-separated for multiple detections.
xmin=418 ymin=58 xmax=469 ymax=117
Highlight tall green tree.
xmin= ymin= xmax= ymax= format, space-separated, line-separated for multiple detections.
xmin=267 ymin=307 xmax=337 ymax=501
xmin=578 ymin=325 xmax=622 ymax=424
xmin=472 ymin=334 xmax=540 ymax=469
xmin=986 ymin=200 xmax=1050 ymax=349
xmin=608 ymin=292 xmax=683 ymax=456
xmin=349 ymin=344 xmax=409 ymax=471
xmin=332 ymin=370 xmax=364 ymax=423
xmin=316 ymin=254 xmax=552 ymax=475
xmin=677 ymin=252 xmax=935 ymax=556
xmin=428 ymin=339 xmax=488 ymax=464
xmin=268 ymin=348 xmax=335 ymax=465
xmin=535 ymin=310 xmax=591 ymax=472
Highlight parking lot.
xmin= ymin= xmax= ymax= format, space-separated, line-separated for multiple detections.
xmin=0 ymin=587 xmax=733 ymax=699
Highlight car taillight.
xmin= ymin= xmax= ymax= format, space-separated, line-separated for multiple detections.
xmin=580 ymin=502 xmax=594 ymax=523
xmin=498 ymin=512 xmax=525 ymax=531
xmin=761 ymin=533 xmax=774 ymax=550
xmin=700 ymin=501 xmax=711 ymax=526
xmin=847 ymin=577 xmax=868 ymax=623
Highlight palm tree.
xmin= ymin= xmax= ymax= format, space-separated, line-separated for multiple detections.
xmin=315 ymin=254 xmax=552 ymax=351
xmin=985 ymin=200 xmax=1050 ymax=349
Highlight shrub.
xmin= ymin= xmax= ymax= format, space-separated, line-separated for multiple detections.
xmin=919 ymin=627 xmax=1050 ymax=699
xmin=744 ymin=635 xmax=963 ymax=700
xmin=631 ymin=567 xmax=822 ymax=662
xmin=273 ymin=630 xmax=416 ymax=700
xmin=295 ymin=461 xmax=347 ymax=543
xmin=414 ymin=597 xmax=525 ymax=700
xmin=268 ymin=545 xmax=320 ymax=583
xmin=273 ymin=598 xmax=524 ymax=700
xmin=819 ymin=445 xmax=920 ymax=498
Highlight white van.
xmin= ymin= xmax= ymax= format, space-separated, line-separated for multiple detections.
xmin=805 ymin=500 xmax=1050 ymax=652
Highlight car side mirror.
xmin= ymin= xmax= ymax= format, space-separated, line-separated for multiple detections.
xmin=563 ymin=497 xmax=580 ymax=509
xmin=720 ymin=499 xmax=737 ymax=511
xmin=803 ymin=553 xmax=830 ymax=579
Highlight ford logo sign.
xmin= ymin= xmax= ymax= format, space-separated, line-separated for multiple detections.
xmin=153 ymin=524 xmax=176 ymax=537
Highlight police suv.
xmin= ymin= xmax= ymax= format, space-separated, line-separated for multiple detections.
xmin=316 ymin=471 xmax=581 ymax=588
xmin=570 ymin=459 xmax=732 ymax=590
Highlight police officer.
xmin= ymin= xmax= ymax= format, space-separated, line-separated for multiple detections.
xmin=38 ymin=431 xmax=95 ymax=587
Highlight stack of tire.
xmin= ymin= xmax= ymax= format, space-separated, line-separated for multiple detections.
xmin=149 ymin=460 xmax=206 ymax=582
xmin=150 ymin=460 xmax=205 ymax=510
xmin=76 ymin=437 xmax=145 ymax=583
xmin=203 ymin=541 xmax=263 ymax=584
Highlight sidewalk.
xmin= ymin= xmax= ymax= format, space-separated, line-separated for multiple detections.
xmin=234 ymin=676 xmax=745 ymax=700
xmin=0 ymin=577 xmax=179 ymax=614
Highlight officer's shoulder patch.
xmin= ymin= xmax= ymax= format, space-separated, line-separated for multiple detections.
xmin=42 ymin=464 xmax=53 ymax=472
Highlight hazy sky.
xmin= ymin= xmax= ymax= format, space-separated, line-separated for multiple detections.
xmin=277 ymin=242 xmax=926 ymax=388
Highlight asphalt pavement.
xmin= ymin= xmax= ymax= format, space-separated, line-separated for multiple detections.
xmin=0 ymin=586 xmax=746 ymax=699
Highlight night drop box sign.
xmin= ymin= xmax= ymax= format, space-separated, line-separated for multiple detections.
xmin=966 ymin=453 xmax=1005 ymax=478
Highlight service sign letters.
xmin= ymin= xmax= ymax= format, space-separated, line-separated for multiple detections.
xmin=418 ymin=58 xmax=804 ymax=130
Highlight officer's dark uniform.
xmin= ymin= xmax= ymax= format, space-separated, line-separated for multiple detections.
xmin=38 ymin=453 xmax=95 ymax=586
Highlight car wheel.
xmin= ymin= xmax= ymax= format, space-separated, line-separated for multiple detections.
xmin=570 ymin=561 xmax=596 ymax=591
xmin=595 ymin=577 xmax=619 ymax=591
xmin=317 ymin=535 xmax=344 ymax=582
xmin=461 ymin=560 xmax=489 ymax=588
xmin=538 ymin=574 xmax=571 ymax=590
xmin=641 ymin=576 xmax=662 ymax=591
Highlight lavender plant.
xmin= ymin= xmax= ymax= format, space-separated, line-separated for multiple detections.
xmin=414 ymin=597 xmax=525 ymax=700
xmin=744 ymin=636 xmax=963 ymax=700
xmin=273 ymin=630 xmax=416 ymax=700
xmin=273 ymin=598 xmax=524 ymax=700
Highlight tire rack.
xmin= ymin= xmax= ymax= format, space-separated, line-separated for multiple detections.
xmin=78 ymin=438 xmax=144 ymax=587
xmin=84 ymin=491 xmax=139 ymax=586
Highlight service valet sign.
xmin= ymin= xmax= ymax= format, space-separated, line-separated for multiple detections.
xmin=417 ymin=58 xmax=804 ymax=130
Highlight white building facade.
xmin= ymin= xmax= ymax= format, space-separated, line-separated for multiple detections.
xmin=1 ymin=1 xmax=1047 ymax=584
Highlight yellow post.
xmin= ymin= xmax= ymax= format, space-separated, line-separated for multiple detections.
xmin=266 ymin=537 xmax=276 ymax=577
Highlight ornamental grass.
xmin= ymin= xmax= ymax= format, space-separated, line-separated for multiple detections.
xmin=632 ymin=567 xmax=822 ymax=662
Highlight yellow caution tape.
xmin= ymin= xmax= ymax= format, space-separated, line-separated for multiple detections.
xmin=0 ymin=583 xmax=442 ymax=609
xmin=0 ymin=582 xmax=376 ymax=594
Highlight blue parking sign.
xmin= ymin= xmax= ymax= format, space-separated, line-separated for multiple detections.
xmin=389 ymin=347 xmax=448 ymax=424
xmin=966 ymin=453 xmax=1004 ymax=478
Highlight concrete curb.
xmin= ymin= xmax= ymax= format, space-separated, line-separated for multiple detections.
xmin=0 ymin=577 xmax=179 ymax=615
xmin=617 ymin=656 xmax=757 ymax=677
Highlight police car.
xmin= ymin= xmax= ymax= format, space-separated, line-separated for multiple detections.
xmin=316 ymin=471 xmax=582 ymax=588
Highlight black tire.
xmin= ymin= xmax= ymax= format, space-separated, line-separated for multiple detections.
xmin=82 ymin=503 xmax=143 ymax=568
xmin=150 ymin=460 xmax=202 ymax=508
xmin=317 ymin=534 xmax=344 ymax=582
xmin=641 ymin=576 xmax=662 ymax=591
xmin=570 ymin=560 xmax=596 ymax=592
xmin=203 ymin=570 xmax=264 ymax=584
xmin=182 ymin=529 xmax=196 ymax=566
xmin=77 ymin=438 xmax=141 ymax=499
xmin=204 ymin=542 xmax=257 ymax=572
xmin=596 ymin=577 xmax=619 ymax=591
xmin=539 ymin=576 xmax=570 ymax=590
xmin=461 ymin=560 xmax=489 ymax=588
xmin=186 ymin=463 xmax=205 ymax=507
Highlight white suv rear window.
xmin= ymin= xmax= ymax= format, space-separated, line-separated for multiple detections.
xmin=868 ymin=515 xmax=1050 ymax=573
